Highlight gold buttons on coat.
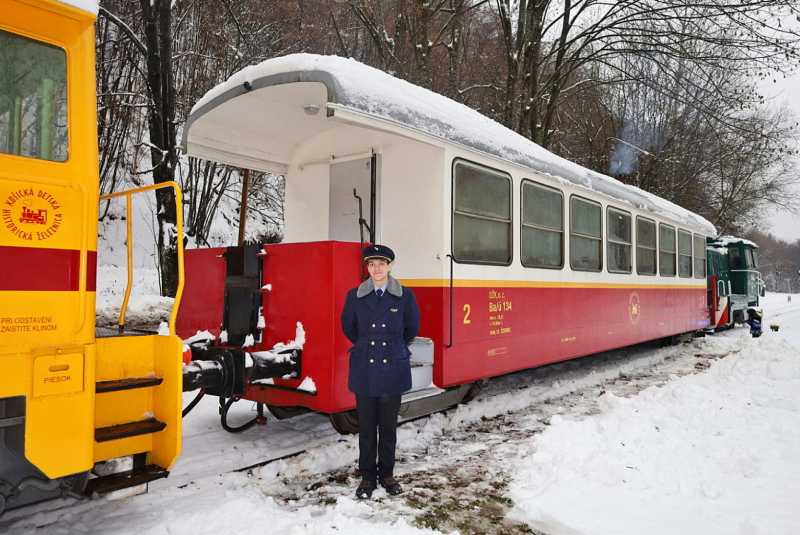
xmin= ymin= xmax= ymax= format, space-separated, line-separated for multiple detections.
xmin=382 ymin=324 xmax=386 ymax=327
xmin=371 ymin=341 xmax=375 ymax=345
xmin=383 ymin=359 xmax=387 ymax=363
xmin=382 ymin=342 xmax=387 ymax=346
xmin=372 ymin=324 xmax=376 ymax=328
xmin=370 ymin=359 xmax=374 ymax=363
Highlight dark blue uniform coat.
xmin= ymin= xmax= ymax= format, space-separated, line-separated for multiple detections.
xmin=341 ymin=275 xmax=421 ymax=397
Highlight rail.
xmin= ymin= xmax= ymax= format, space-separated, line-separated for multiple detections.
xmin=99 ymin=182 xmax=185 ymax=336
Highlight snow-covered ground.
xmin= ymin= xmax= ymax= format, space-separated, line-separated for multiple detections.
xmin=3 ymin=294 xmax=799 ymax=534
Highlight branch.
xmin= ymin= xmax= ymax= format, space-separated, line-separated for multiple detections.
xmin=98 ymin=6 xmax=147 ymax=57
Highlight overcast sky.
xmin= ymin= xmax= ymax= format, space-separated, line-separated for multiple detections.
xmin=764 ymin=66 xmax=800 ymax=243
xmin=762 ymin=15 xmax=800 ymax=244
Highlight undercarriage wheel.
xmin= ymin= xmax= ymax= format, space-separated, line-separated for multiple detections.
xmin=461 ymin=378 xmax=489 ymax=404
xmin=329 ymin=409 xmax=359 ymax=435
xmin=266 ymin=405 xmax=312 ymax=420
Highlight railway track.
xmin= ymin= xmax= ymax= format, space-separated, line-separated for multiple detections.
xmin=152 ymin=327 xmax=742 ymax=490
xmin=152 ymin=399 xmax=341 ymax=491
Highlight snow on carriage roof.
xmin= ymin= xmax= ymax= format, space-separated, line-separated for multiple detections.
xmin=712 ymin=236 xmax=758 ymax=248
xmin=186 ymin=53 xmax=715 ymax=234
xmin=53 ymin=0 xmax=99 ymax=16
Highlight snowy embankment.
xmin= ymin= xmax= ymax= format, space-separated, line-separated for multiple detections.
xmin=3 ymin=294 xmax=800 ymax=534
xmin=95 ymin=265 xmax=174 ymax=328
xmin=507 ymin=328 xmax=800 ymax=535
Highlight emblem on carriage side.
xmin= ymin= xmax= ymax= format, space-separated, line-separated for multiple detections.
xmin=629 ymin=291 xmax=641 ymax=325
xmin=2 ymin=188 xmax=63 ymax=242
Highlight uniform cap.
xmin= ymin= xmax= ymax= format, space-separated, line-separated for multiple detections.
xmin=363 ymin=244 xmax=395 ymax=263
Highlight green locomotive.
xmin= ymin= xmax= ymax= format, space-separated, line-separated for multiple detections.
xmin=706 ymin=237 xmax=763 ymax=335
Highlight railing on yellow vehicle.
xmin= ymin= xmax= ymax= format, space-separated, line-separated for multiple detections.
xmin=99 ymin=181 xmax=185 ymax=335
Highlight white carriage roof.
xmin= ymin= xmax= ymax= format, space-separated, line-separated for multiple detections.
xmin=183 ymin=53 xmax=716 ymax=234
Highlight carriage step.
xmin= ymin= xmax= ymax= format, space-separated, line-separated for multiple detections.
xmin=84 ymin=464 xmax=169 ymax=496
xmin=96 ymin=377 xmax=163 ymax=393
xmin=402 ymin=385 xmax=444 ymax=403
xmin=95 ymin=418 xmax=166 ymax=442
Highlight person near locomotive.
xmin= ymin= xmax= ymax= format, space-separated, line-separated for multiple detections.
xmin=340 ymin=245 xmax=420 ymax=499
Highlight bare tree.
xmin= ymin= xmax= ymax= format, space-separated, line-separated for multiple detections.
xmin=93 ymin=0 xmax=800 ymax=269
xmin=97 ymin=0 xmax=299 ymax=289
xmin=746 ymin=228 xmax=800 ymax=292
xmin=494 ymin=0 xmax=800 ymax=149
xmin=170 ymin=0 xmax=293 ymax=247
xmin=340 ymin=0 xmax=490 ymax=93
xmin=98 ymin=0 xmax=180 ymax=295
xmin=595 ymin=45 xmax=799 ymax=234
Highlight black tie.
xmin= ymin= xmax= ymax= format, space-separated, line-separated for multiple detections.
xmin=376 ymin=289 xmax=383 ymax=298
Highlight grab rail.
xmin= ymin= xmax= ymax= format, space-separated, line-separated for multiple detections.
xmin=99 ymin=182 xmax=185 ymax=336
xmin=446 ymin=254 xmax=454 ymax=348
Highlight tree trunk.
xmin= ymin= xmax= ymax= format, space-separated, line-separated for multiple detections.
xmin=517 ymin=1 xmax=543 ymax=140
xmin=534 ymin=0 xmax=572 ymax=148
xmin=140 ymin=0 xmax=179 ymax=297
xmin=496 ymin=0 xmax=518 ymax=129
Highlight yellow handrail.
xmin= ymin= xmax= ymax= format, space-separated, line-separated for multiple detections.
xmin=99 ymin=181 xmax=185 ymax=336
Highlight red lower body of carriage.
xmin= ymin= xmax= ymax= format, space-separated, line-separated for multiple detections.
xmin=177 ymin=241 xmax=708 ymax=415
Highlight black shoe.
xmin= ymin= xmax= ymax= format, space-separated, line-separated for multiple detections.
xmin=380 ymin=477 xmax=403 ymax=496
xmin=355 ymin=480 xmax=374 ymax=499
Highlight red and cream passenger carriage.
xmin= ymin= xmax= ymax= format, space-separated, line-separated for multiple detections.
xmin=177 ymin=54 xmax=714 ymax=433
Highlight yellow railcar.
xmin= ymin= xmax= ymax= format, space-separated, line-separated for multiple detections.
xmin=1 ymin=0 xmax=184 ymax=515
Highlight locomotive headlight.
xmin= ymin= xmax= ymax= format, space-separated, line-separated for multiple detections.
xmin=303 ymin=104 xmax=320 ymax=116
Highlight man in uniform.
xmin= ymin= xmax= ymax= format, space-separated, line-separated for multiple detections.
xmin=340 ymin=245 xmax=420 ymax=499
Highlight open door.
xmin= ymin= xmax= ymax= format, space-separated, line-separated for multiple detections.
xmin=328 ymin=154 xmax=381 ymax=243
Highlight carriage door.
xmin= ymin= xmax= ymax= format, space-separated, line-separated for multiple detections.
xmin=328 ymin=153 xmax=381 ymax=243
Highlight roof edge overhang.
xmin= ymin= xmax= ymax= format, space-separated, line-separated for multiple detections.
xmin=181 ymin=70 xmax=339 ymax=156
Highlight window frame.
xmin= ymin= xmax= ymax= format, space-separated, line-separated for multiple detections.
xmin=520 ymin=179 xmax=564 ymax=269
xmin=677 ymin=229 xmax=693 ymax=278
xmin=636 ymin=216 xmax=657 ymax=276
xmin=694 ymin=234 xmax=707 ymax=279
xmin=0 ymin=28 xmax=70 ymax=163
xmin=606 ymin=206 xmax=632 ymax=274
xmin=450 ymin=158 xmax=513 ymax=266
xmin=746 ymin=248 xmax=757 ymax=268
xmin=569 ymin=195 xmax=603 ymax=272
xmin=659 ymin=223 xmax=677 ymax=277
xmin=729 ymin=247 xmax=742 ymax=268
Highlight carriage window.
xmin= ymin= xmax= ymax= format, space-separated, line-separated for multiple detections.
xmin=570 ymin=197 xmax=602 ymax=271
xmin=607 ymin=207 xmax=632 ymax=273
xmin=678 ymin=229 xmax=692 ymax=278
xmin=452 ymin=161 xmax=511 ymax=264
xmin=694 ymin=234 xmax=706 ymax=278
xmin=637 ymin=217 xmax=656 ymax=275
xmin=0 ymin=29 xmax=68 ymax=162
xmin=659 ymin=224 xmax=676 ymax=276
xmin=521 ymin=181 xmax=563 ymax=268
